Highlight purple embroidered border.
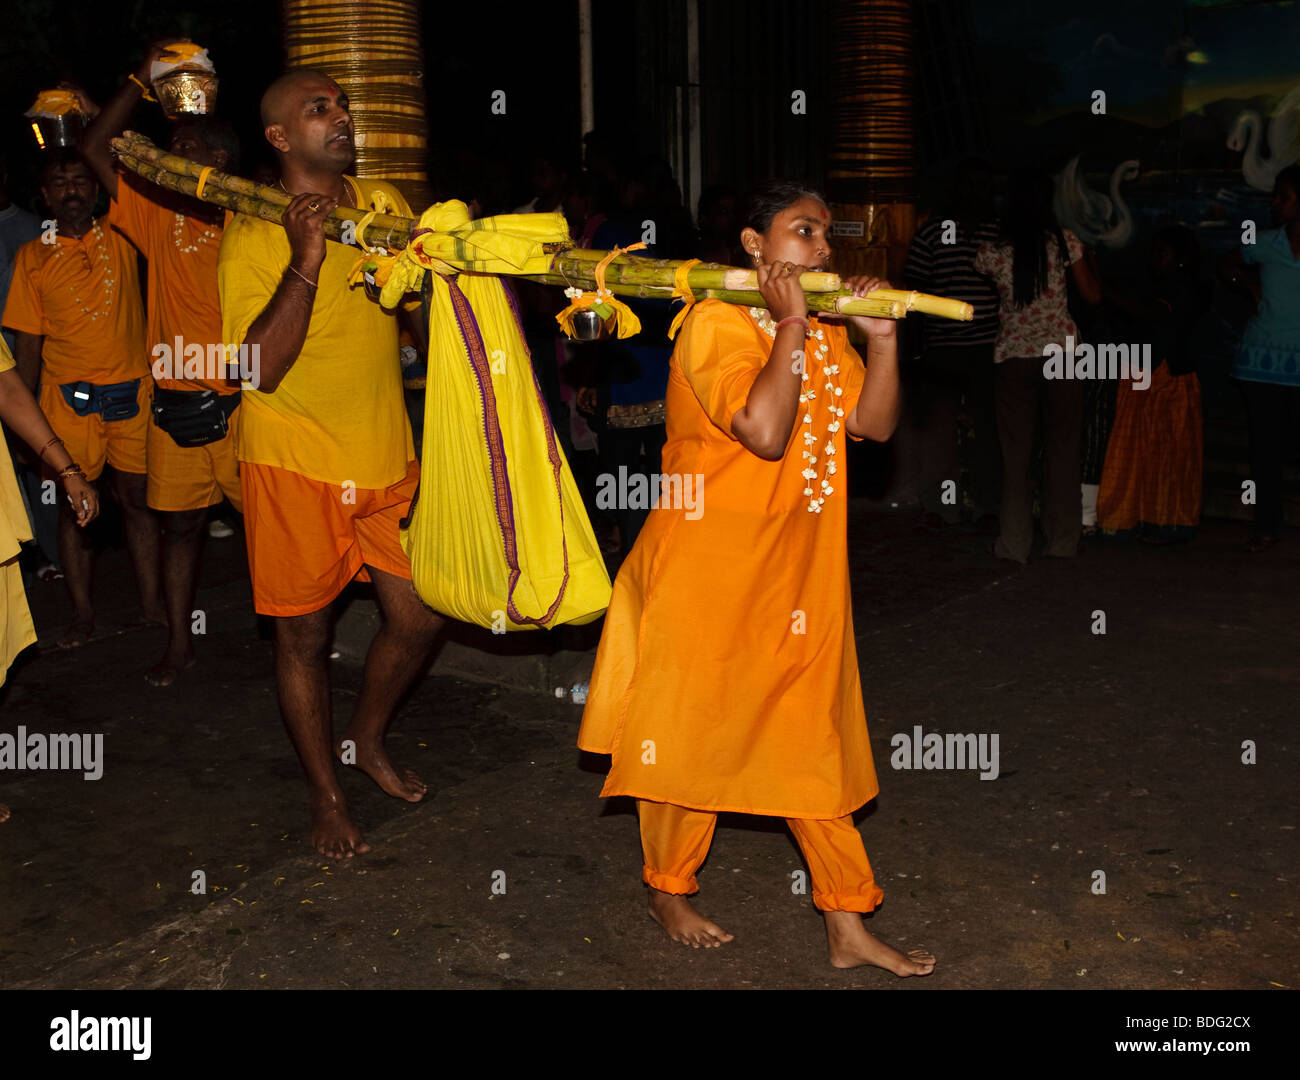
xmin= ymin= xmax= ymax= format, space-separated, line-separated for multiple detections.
xmin=447 ymin=276 xmax=569 ymax=627
xmin=503 ymin=284 xmax=572 ymax=611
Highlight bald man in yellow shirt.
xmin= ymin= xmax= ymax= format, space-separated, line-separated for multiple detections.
xmin=219 ymin=69 xmax=443 ymax=859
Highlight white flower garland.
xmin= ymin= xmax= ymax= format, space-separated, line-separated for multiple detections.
xmin=172 ymin=212 xmax=218 ymax=254
xmin=749 ymin=308 xmax=844 ymax=513
xmin=51 ymin=219 xmax=115 ymax=321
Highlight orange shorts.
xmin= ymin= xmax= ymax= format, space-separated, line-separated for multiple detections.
xmin=38 ymin=378 xmax=149 ymax=481
xmin=146 ymin=397 xmax=243 ymax=513
xmin=240 ymin=459 xmax=419 ymax=617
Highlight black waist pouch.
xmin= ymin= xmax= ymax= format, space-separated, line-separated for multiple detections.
xmin=151 ymin=387 xmax=240 ymax=448
xmin=60 ymin=379 xmax=141 ymax=422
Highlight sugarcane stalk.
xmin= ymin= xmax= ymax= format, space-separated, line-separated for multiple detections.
xmin=112 ymin=132 xmax=971 ymax=321
xmin=703 ymin=288 xmax=906 ymax=319
xmin=866 ymin=289 xmax=973 ymax=321
xmin=113 ymin=132 xmax=412 ymax=250
xmin=521 ymin=274 xmax=906 ymax=319
xmin=553 ymin=250 xmax=843 ymax=293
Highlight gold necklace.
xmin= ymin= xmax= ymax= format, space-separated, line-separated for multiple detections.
xmin=51 ymin=219 xmax=115 ymax=321
xmin=750 ymin=308 xmax=843 ymax=513
xmin=278 ymin=175 xmax=355 ymax=208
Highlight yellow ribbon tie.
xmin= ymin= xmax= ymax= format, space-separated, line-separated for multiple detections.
xmin=194 ymin=165 xmax=214 ymax=199
xmin=667 ymin=258 xmax=702 ymax=340
xmin=353 ymin=209 xmax=378 ymax=248
xmin=345 ymin=196 xmax=399 ymax=287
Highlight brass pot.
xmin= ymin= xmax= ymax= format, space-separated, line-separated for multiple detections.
xmin=153 ymin=69 xmax=219 ymax=118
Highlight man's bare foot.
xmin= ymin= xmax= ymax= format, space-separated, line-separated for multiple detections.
xmin=647 ymin=888 xmax=734 ymax=948
xmin=0 ymin=803 xmax=10 ymax=823
xmin=57 ymin=618 xmax=94 ymax=649
xmin=310 ymin=800 xmax=371 ymax=859
xmin=334 ymin=732 xmax=427 ymax=802
xmin=825 ymin=910 xmax=935 ymax=975
xmin=145 ymin=647 xmax=197 ymax=687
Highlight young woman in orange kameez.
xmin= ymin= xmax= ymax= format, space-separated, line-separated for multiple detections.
xmin=579 ymin=181 xmax=935 ymax=975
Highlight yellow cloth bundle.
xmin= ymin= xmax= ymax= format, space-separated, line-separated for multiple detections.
xmin=371 ymin=201 xmax=611 ymax=630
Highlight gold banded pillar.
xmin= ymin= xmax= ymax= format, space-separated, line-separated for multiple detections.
xmin=282 ymin=0 xmax=431 ymax=207
xmin=826 ymin=0 xmax=915 ymax=283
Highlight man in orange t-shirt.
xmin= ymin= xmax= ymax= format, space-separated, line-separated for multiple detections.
xmin=81 ymin=45 xmax=243 ymax=685
xmin=219 ymin=68 xmax=444 ymax=859
xmin=2 ymin=150 xmax=161 ymax=646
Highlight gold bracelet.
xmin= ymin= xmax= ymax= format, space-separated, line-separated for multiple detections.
xmin=128 ymin=73 xmax=157 ymax=102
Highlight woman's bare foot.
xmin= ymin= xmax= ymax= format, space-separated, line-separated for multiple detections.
xmin=825 ymin=911 xmax=935 ymax=975
xmin=145 ymin=646 xmax=197 ymax=687
xmin=310 ymin=799 xmax=371 ymax=859
xmin=647 ymin=888 xmax=734 ymax=948
xmin=57 ymin=617 xmax=94 ymax=649
xmin=334 ymin=732 xmax=427 ymax=802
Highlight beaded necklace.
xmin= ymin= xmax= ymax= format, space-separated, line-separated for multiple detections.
xmin=51 ymin=219 xmax=115 ymax=322
xmin=749 ymin=307 xmax=844 ymax=513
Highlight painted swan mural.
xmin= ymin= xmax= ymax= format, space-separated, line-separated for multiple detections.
xmin=1053 ymin=156 xmax=1141 ymax=249
xmin=1227 ymin=85 xmax=1300 ymax=192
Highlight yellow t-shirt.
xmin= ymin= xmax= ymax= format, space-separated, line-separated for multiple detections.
xmin=218 ymin=177 xmax=415 ymax=489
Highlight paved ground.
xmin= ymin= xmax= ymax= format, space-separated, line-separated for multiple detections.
xmin=0 ymin=504 xmax=1294 ymax=990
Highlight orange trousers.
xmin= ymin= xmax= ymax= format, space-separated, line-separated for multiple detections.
xmin=638 ymin=800 xmax=885 ymax=913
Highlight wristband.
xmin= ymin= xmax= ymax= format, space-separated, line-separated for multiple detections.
xmin=775 ymin=315 xmax=809 ymax=333
xmin=58 ymin=463 xmax=85 ymax=481
xmin=128 ymin=73 xmax=157 ymax=102
xmin=38 ymin=435 xmax=64 ymax=461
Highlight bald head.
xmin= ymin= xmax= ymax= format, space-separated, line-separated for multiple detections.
xmin=260 ymin=67 xmax=356 ymax=173
xmin=260 ymin=67 xmax=339 ymax=127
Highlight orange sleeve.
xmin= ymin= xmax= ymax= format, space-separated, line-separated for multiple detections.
xmin=675 ymin=301 xmax=767 ymax=438
xmin=108 ymin=171 xmax=156 ymax=252
xmin=1 ymin=242 xmax=45 ymax=337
